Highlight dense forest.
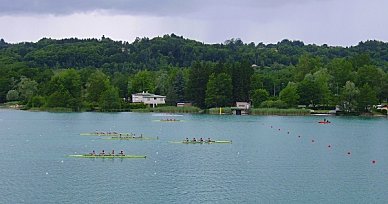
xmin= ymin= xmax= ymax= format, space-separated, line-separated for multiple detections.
xmin=1 ymin=34 xmax=388 ymax=113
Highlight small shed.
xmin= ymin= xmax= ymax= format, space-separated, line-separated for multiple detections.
xmin=231 ymin=102 xmax=251 ymax=115
xmin=177 ymin=102 xmax=192 ymax=107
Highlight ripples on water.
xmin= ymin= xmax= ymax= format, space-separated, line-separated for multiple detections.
xmin=0 ymin=110 xmax=387 ymax=203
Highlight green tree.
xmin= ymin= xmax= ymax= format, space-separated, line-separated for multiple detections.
xmin=129 ymin=70 xmax=155 ymax=94
xmin=260 ymin=99 xmax=287 ymax=109
xmin=251 ymin=89 xmax=269 ymax=107
xmin=205 ymin=73 xmax=233 ymax=108
xmin=154 ymin=70 xmax=169 ymax=96
xmin=379 ymin=74 xmax=388 ymax=102
xmin=357 ymin=84 xmax=378 ymax=112
xmin=339 ymin=81 xmax=359 ymax=113
xmin=297 ymin=74 xmax=322 ymax=107
xmin=232 ymin=61 xmax=254 ymax=102
xmin=0 ymin=76 xmax=11 ymax=103
xmin=167 ymin=70 xmax=185 ymax=105
xmin=294 ymin=54 xmax=322 ymax=81
xmin=46 ymin=69 xmax=82 ymax=110
xmin=250 ymin=73 xmax=265 ymax=91
xmin=313 ymin=69 xmax=332 ymax=106
xmin=111 ymin=72 xmax=129 ymax=99
xmin=99 ymin=86 xmax=121 ymax=110
xmin=279 ymin=82 xmax=299 ymax=107
xmin=46 ymin=88 xmax=72 ymax=108
xmin=29 ymin=95 xmax=45 ymax=108
xmin=187 ymin=61 xmax=211 ymax=108
xmin=86 ymin=71 xmax=110 ymax=103
xmin=6 ymin=90 xmax=19 ymax=101
xmin=17 ymin=77 xmax=38 ymax=103
xmin=351 ymin=53 xmax=372 ymax=69
xmin=356 ymin=65 xmax=384 ymax=89
xmin=326 ymin=58 xmax=354 ymax=91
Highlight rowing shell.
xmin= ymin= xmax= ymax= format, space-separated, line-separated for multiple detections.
xmin=80 ymin=133 xmax=133 ymax=136
xmin=68 ymin=154 xmax=146 ymax=159
xmin=318 ymin=121 xmax=331 ymax=124
xmin=104 ymin=136 xmax=158 ymax=140
xmin=153 ymin=120 xmax=184 ymax=122
xmin=169 ymin=140 xmax=232 ymax=144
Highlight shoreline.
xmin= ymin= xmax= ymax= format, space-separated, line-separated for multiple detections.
xmin=2 ymin=105 xmax=386 ymax=117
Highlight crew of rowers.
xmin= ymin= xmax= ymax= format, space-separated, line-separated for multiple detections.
xmin=162 ymin=118 xmax=179 ymax=121
xmin=94 ymin=131 xmax=120 ymax=135
xmin=116 ymin=133 xmax=143 ymax=138
xmin=89 ymin=150 xmax=125 ymax=156
xmin=93 ymin=131 xmax=146 ymax=138
xmin=323 ymin=118 xmax=331 ymax=123
xmin=184 ymin=137 xmax=213 ymax=143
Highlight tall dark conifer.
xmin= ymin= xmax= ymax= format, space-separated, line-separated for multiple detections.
xmin=232 ymin=60 xmax=253 ymax=102
xmin=187 ymin=61 xmax=210 ymax=108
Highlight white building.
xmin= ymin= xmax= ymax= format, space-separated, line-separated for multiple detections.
xmin=131 ymin=91 xmax=166 ymax=107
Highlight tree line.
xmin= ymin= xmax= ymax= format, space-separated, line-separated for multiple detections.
xmin=0 ymin=34 xmax=387 ymax=113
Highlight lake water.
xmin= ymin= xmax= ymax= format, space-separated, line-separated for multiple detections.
xmin=0 ymin=109 xmax=388 ymax=203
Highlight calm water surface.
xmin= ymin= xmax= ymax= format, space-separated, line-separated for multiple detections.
xmin=0 ymin=109 xmax=387 ymax=203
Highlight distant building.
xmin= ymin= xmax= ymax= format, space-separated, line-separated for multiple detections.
xmin=231 ymin=102 xmax=251 ymax=115
xmin=131 ymin=91 xmax=166 ymax=107
xmin=177 ymin=102 xmax=192 ymax=107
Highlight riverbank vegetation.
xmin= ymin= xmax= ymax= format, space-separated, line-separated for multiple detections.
xmin=132 ymin=106 xmax=202 ymax=113
xmin=251 ymin=108 xmax=311 ymax=116
xmin=1 ymin=35 xmax=387 ymax=114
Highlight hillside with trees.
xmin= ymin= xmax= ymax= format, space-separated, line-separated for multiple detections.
xmin=0 ymin=34 xmax=387 ymax=114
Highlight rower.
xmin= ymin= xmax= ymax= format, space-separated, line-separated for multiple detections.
xmin=200 ymin=138 xmax=204 ymax=142
xmin=207 ymin=138 xmax=212 ymax=142
xmin=90 ymin=150 xmax=96 ymax=155
xmin=100 ymin=150 xmax=105 ymax=155
xmin=193 ymin=137 xmax=197 ymax=142
xmin=119 ymin=150 xmax=124 ymax=155
xmin=112 ymin=150 xmax=115 ymax=155
xmin=185 ymin=138 xmax=189 ymax=142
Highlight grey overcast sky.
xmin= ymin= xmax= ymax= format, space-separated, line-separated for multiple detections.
xmin=0 ymin=0 xmax=387 ymax=46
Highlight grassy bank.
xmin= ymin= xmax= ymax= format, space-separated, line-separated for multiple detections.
xmin=131 ymin=106 xmax=202 ymax=113
xmin=29 ymin=107 xmax=75 ymax=112
xmin=208 ymin=107 xmax=232 ymax=115
xmin=251 ymin=108 xmax=311 ymax=116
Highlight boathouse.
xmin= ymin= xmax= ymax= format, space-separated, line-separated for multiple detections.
xmin=131 ymin=91 xmax=166 ymax=107
xmin=231 ymin=102 xmax=251 ymax=115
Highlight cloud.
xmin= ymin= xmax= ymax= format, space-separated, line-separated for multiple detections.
xmin=0 ymin=0 xmax=323 ymax=16
xmin=0 ymin=0 xmax=387 ymax=46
